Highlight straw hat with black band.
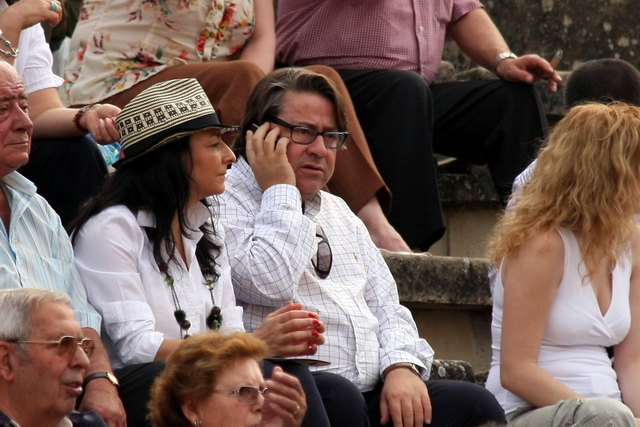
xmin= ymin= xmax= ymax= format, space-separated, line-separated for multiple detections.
xmin=113 ymin=78 xmax=230 ymax=169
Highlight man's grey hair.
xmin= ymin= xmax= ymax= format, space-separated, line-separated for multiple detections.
xmin=0 ymin=288 xmax=72 ymax=341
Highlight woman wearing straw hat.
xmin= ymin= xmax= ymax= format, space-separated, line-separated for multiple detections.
xmin=69 ymin=78 xmax=346 ymax=427
xmin=64 ymin=0 xmax=411 ymax=253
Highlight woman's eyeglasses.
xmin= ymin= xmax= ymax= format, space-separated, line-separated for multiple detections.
xmin=312 ymin=225 xmax=332 ymax=279
xmin=211 ymin=386 xmax=269 ymax=405
xmin=9 ymin=335 xmax=95 ymax=358
xmin=215 ymin=126 xmax=241 ymax=147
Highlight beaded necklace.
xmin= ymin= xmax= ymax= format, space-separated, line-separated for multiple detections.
xmin=165 ymin=271 xmax=223 ymax=339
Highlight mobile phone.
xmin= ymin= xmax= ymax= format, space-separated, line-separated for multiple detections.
xmin=251 ymin=123 xmax=281 ymax=147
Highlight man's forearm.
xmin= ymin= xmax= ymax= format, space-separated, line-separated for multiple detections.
xmin=79 ymin=328 xmax=127 ymax=427
xmin=82 ymin=327 xmax=115 ymax=375
xmin=449 ymin=8 xmax=510 ymax=70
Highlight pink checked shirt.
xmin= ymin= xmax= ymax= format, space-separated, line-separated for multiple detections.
xmin=276 ymin=0 xmax=483 ymax=85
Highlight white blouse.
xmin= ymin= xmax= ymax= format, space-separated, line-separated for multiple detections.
xmin=73 ymin=203 xmax=244 ymax=368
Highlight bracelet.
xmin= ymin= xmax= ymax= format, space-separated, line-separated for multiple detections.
xmin=0 ymin=30 xmax=19 ymax=59
xmin=73 ymin=104 xmax=95 ymax=133
xmin=492 ymin=51 xmax=517 ymax=72
xmin=382 ymin=363 xmax=422 ymax=381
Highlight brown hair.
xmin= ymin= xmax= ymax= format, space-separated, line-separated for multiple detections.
xmin=488 ymin=102 xmax=640 ymax=279
xmin=148 ymin=332 xmax=268 ymax=427
xmin=233 ymin=67 xmax=348 ymax=159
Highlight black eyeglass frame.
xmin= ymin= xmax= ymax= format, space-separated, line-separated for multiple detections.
xmin=265 ymin=116 xmax=348 ymax=149
xmin=312 ymin=225 xmax=333 ymax=279
xmin=211 ymin=386 xmax=269 ymax=405
xmin=9 ymin=335 xmax=95 ymax=358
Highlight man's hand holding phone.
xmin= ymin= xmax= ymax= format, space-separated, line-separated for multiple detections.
xmin=246 ymin=122 xmax=296 ymax=191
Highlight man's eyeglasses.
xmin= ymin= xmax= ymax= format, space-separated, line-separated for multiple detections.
xmin=211 ymin=386 xmax=269 ymax=405
xmin=267 ymin=117 xmax=348 ymax=149
xmin=9 ymin=335 xmax=95 ymax=358
xmin=312 ymin=225 xmax=332 ymax=279
xmin=215 ymin=126 xmax=241 ymax=147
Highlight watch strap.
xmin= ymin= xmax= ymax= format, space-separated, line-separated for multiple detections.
xmin=76 ymin=372 xmax=119 ymax=409
xmin=382 ymin=363 xmax=422 ymax=381
xmin=83 ymin=372 xmax=119 ymax=389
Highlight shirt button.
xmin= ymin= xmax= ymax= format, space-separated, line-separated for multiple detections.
xmin=419 ymin=25 xmax=424 ymax=32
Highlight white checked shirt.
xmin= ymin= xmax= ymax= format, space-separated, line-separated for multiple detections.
xmin=220 ymin=158 xmax=434 ymax=392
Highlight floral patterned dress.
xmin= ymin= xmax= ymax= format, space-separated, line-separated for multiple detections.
xmin=65 ymin=0 xmax=255 ymax=105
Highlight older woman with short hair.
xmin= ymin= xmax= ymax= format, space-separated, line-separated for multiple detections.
xmin=149 ymin=331 xmax=306 ymax=427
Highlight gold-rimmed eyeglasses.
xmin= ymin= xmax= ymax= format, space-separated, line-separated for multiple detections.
xmin=9 ymin=335 xmax=95 ymax=359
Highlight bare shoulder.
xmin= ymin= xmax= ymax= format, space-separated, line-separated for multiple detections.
xmin=503 ymin=229 xmax=564 ymax=291
xmin=518 ymin=228 xmax=565 ymax=260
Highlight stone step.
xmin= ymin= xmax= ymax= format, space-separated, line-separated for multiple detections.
xmin=442 ymin=1 xmax=638 ymax=76
xmin=382 ymin=252 xmax=493 ymax=373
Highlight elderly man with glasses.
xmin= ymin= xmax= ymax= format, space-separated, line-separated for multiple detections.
xmin=0 ymin=61 xmax=126 ymax=427
xmin=0 ymin=288 xmax=106 ymax=427
xmin=220 ymin=67 xmax=507 ymax=427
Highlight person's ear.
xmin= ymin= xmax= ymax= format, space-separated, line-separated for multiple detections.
xmin=180 ymin=397 xmax=200 ymax=426
xmin=0 ymin=341 xmax=16 ymax=383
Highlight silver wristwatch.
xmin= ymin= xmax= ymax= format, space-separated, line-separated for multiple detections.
xmin=492 ymin=51 xmax=518 ymax=72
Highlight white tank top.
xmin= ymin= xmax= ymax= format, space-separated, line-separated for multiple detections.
xmin=486 ymin=227 xmax=631 ymax=414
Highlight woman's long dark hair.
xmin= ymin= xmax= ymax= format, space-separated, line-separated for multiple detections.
xmin=68 ymin=136 xmax=221 ymax=282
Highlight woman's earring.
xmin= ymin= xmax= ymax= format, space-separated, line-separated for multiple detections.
xmin=195 ymin=420 xmax=202 ymax=427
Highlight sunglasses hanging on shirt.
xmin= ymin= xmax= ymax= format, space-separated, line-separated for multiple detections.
xmin=312 ymin=225 xmax=333 ymax=279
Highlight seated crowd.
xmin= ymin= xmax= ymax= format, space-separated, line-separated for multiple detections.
xmin=1 ymin=0 xmax=640 ymax=425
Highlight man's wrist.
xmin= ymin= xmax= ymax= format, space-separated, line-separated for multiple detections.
xmin=77 ymin=372 xmax=119 ymax=410
xmin=83 ymin=371 xmax=120 ymax=389
xmin=382 ymin=363 xmax=422 ymax=381
xmin=492 ymin=51 xmax=517 ymax=74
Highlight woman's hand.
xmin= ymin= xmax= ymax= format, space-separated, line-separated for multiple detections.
xmin=252 ymin=302 xmax=325 ymax=358
xmin=79 ymin=104 xmax=121 ymax=144
xmin=0 ymin=0 xmax=62 ymax=31
xmin=261 ymin=366 xmax=307 ymax=427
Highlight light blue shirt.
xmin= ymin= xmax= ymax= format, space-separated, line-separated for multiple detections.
xmin=0 ymin=172 xmax=100 ymax=331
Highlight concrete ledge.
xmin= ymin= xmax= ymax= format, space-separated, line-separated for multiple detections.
xmin=382 ymin=253 xmax=494 ymax=371
xmin=437 ymin=160 xmax=499 ymax=206
xmin=429 ymin=359 xmax=477 ymax=383
xmin=382 ymin=253 xmax=492 ymax=310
